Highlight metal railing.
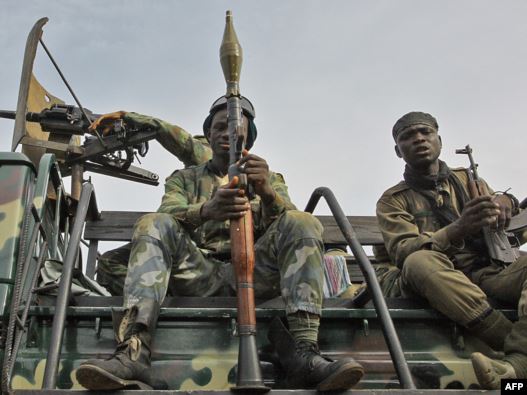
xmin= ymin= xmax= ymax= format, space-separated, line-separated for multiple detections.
xmin=42 ymin=182 xmax=98 ymax=389
xmin=1 ymin=154 xmax=67 ymax=393
xmin=304 ymin=187 xmax=415 ymax=389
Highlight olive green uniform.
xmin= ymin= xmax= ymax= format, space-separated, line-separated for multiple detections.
xmin=97 ymin=113 xmax=212 ymax=293
xmin=124 ymin=161 xmax=325 ymax=316
xmin=376 ymin=166 xmax=527 ymax=376
xmin=97 ymin=112 xmax=326 ymax=315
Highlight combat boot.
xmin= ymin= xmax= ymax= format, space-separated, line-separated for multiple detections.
xmin=268 ymin=317 xmax=364 ymax=391
xmin=471 ymin=352 xmax=516 ymax=390
xmin=467 ymin=309 xmax=513 ymax=351
xmin=76 ymin=299 xmax=161 ymax=390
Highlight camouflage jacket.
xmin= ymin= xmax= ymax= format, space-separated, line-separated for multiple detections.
xmin=157 ymin=162 xmax=296 ymax=254
xmin=376 ymin=167 xmax=497 ymax=273
xmin=123 ymin=112 xmax=296 ymax=253
xmin=123 ymin=112 xmax=211 ymax=168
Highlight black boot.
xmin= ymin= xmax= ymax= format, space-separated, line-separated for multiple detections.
xmin=76 ymin=299 xmax=162 ymax=390
xmin=268 ymin=317 xmax=364 ymax=391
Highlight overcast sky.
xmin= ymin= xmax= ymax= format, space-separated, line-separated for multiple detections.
xmin=1 ymin=1 xmax=526 ymax=252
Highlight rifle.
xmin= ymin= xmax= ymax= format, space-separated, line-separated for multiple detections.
xmin=456 ymin=145 xmax=520 ymax=264
xmin=0 ymin=104 xmax=159 ymax=185
xmin=220 ymin=11 xmax=269 ymax=392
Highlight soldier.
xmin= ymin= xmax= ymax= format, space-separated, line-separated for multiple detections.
xmin=95 ymin=113 xmax=212 ymax=295
xmin=76 ymin=96 xmax=364 ymax=391
xmin=376 ymin=111 xmax=527 ymax=389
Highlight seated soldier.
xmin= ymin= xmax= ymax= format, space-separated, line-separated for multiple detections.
xmin=76 ymin=96 xmax=364 ymax=391
xmin=95 ymin=114 xmax=212 ymax=295
xmin=376 ymin=111 xmax=527 ymax=389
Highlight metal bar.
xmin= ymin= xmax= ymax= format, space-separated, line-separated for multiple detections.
xmin=11 ymin=18 xmax=48 ymax=151
xmin=19 ymin=136 xmax=84 ymax=155
xmin=42 ymin=183 xmax=94 ymax=389
xmin=304 ymin=187 xmax=415 ymax=389
xmin=20 ymin=241 xmax=48 ymax=327
xmin=11 ymin=389 xmax=498 ymax=395
xmin=17 ymin=215 xmax=42 ymax=305
xmin=86 ymin=240 xmax=99 ymax=279
xmin=62 ymin=218 xmax=69 ymax=259
xmin=9 ymin=241 xmax=49 ymax=375
xmin=82 ymin=162 xmax=160 ymax=186
xmin=38 ymin=38 xmax=106 ymax=147
xmin=51 ymin=187 xmax=62 ymax=259
xmin=71 ymin=164 xmax=83 ymax=201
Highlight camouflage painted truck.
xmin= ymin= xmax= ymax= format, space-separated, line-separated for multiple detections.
xmin=1 ymin=16 xmax=526 ymax=395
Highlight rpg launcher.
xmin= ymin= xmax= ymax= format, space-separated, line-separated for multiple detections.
xmin=220 ymin=11 xmax=269 ymax=393
xmin=0 ymin=104 xmax=159 ymax=185
xmin=456 ymin=144 xmax=520 ymax=264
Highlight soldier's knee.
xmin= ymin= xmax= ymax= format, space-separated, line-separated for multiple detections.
xmin=279 ymin=210 xmax=323 ymax=238
xmin=133 ymin=213 xmax=181 ymax=240
xmin=402 ymin=250 xmax=438 ymax=281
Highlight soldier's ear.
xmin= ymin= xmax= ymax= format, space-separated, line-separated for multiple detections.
xmin=395 ymin=144 xmax=402 ymax=158
xmin=438 ymin=135 xmax=442 ymax=148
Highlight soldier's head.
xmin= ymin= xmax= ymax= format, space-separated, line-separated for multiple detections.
xmin=202 ymin=96 xmax=257 ymax=156
xmin=392 ymin=111 xmax=442 ymax=170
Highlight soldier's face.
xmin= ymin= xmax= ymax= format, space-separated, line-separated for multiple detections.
xmin=395 ymin=126 xmax=442 ymax=169
xmin=209 ymin=108 xmax=249 ymax=156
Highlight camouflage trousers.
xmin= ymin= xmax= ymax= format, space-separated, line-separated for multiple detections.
xmin=117 ymin=210 xmax=324 ymax=315
xmin=97 ymin=243 xmax=133 ymax=296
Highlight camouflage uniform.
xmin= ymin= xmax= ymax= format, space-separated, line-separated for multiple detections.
xmin=123 ymin=161 xmax=325 ymax=315
xmin=376 ymin=165 xmax=527 ymax=377
xmin=79 ymin=102 xmax=364 ymax=392
xmin=377 ymin=167 xmax=527 ymax=321
xmin=98 ymin=114 xmax=326 ymax=315
xmin=125 ymin=112 xmax=212 ymax=167
xmin=97 ymin=113 xmax=212 ymax=293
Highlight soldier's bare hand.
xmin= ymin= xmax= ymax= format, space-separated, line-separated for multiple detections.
xmin=446 ymin=195 xmax=500 ymax=241
xmin=89 ymin=111 xmax=127 ymax=136
xmin=493 ymin=194 xmax=513 ymax=230
xmin=200 ymin=176 xmax=250 ymax=221
xmin=238 ymin=150 xmax=275 ymax=203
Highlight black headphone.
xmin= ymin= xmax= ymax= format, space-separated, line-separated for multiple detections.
xmin=202 ymin=96 xmax=258 ymax=150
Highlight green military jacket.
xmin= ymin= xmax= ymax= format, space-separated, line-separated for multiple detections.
xmin=124 ymin=112 xmax=212 ymax=167
xmin=376 ymin=167 xmax=494 ymax=273
xmin=157 ymin=162 xmax=296 ymax=254
xmin=123 ymin=111 xmax=296 ymax=254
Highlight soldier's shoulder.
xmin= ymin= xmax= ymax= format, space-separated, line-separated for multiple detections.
xmin=380 ymin=180 xmax=409 ymax=198
xmin=450 ymin=166 xmax=467 ymax=173
xmin=450 ymin=167 xmax=469 ymax=182
xmin=166 ymin=163 xmax=208 ymax=180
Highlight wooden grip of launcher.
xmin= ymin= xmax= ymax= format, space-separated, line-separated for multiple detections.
xmin=230 ymin=208 xmax=257 ymax=331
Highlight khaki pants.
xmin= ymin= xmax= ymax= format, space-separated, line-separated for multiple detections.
xmin=400 ymin=250 xmax=527 ymax=326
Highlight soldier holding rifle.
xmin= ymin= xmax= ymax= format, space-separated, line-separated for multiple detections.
xmin=376 ymin=111 xmax=527 ymax=389
xmin=76 ymin=12 xmax=363 ymax=392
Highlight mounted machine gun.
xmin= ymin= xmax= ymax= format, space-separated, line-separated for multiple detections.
xmin=1 ymin=18 xmax=160 ymax=194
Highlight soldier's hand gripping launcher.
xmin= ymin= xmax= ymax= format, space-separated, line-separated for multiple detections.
xmin=220 ymin=11 xmax=269 ymax=392
xmin=456 ymin=145 xmax=520 ymax=264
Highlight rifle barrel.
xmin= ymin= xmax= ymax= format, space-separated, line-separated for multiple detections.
xmin=0 ymin=110 xmax=16 ymax=120
xmin=0 ymin=110 xmax=42 ymax=123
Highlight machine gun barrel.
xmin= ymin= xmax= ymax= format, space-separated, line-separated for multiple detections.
xmin=0 ymin=105 xmax=100 ymax=135
xmin=0 ymin=110 xmax=16 ymax=120
xmin=0 ymin=110 xmax=42 ymax=123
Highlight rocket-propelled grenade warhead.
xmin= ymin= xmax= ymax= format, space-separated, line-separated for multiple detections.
xmin=220 ymin=10 xmax=243 ymax=97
